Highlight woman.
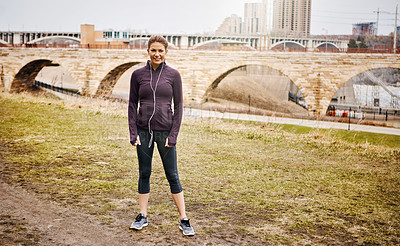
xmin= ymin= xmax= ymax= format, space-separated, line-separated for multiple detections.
xmin=128 ymin=35 xmax=194 ymax=236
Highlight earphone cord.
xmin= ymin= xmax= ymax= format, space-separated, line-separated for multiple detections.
xmin=147 ymin=62 xmax=164 ymax=148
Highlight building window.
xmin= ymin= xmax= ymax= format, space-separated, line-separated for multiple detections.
xmin=103 ymin=32 xmax=112 ymax=38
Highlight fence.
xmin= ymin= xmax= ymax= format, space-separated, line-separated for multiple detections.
xmin=326 ymin=108 xmax=400 ymax=122
xmin=34 ymin=80 xmax=80 ymax=96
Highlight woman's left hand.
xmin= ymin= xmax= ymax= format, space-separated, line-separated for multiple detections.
xmin=165 ymin=138 xmax=172 ymax=147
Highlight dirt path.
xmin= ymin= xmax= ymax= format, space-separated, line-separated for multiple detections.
xmin=0 ymin=181 xmax=142 ymax=246
xmin=1 ymin=179 xmax=257 ymax=246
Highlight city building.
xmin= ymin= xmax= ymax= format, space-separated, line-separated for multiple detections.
xmin=216 ymin=0 xmax=274 ymax=36
xmin=243 ymin=3 xmax=265 ymax=35
xmin=272 ymin=0 xmax=312 ymax=37
xmin=352 ymin=22 xmax=377 ymax=36
xmin=216 ymin=0 xmax=311 ymax=37
xmin=263 ymin=0 xmax=274 ymax=34
xmin=216 ymin=14 xmax=242 ymax=35
xmin=81 ymin=24 xmax=131 ymax=48
xmin=242 ymin=1 xmax=274 ymax=35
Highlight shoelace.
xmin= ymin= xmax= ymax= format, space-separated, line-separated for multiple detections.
xmin=181 ymin=219 xmax=191 ymax=227
xmin=135 ymin=214 xmax=145 ymax=222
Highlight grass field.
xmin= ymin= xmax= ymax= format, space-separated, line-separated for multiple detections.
xmin=1 ymin=92 xmax=399 ymax=245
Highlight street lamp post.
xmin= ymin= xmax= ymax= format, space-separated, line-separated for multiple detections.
xmin=248 ymin=95 xmax=251 ymax=113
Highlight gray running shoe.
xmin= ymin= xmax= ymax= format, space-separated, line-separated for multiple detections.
xmin=129 ymin=213 xmax=148 ymax=230
xmin=179 ymin=218 xmax=195 ymax=236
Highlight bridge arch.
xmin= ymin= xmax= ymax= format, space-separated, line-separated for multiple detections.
xmin=192 ymin=39 xmax=253 ymax=51
xmin=0 ymin=39 xmax=10 ymax=47
xmin=315 ymin=42 xmax=340 ymax=50
xmin=27 ymin=36 xmax=80 ymax=44
xmin=204 ymin=64 xmax=309 ymax=111
xmin=271 ymin=41 xmax=305 ymax=49
xmin=325 ymin=64 xmax=400 ymax=113
xmin=11 ymin=59 xmax=60 ymax=92
xmin=192 ymin=39 xmax=223 ymax=50
xmin=95 ymin=62 xmax=142 ymax=96
xmin=205 ymin=65 xmax=246 ymax=94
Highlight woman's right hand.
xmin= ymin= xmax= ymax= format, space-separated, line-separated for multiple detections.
xmin=133 ymin=136 xmax=141 ymax=146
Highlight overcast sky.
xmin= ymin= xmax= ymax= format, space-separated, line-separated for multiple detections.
xmin=0 ymin=0 xmax=399 ymax=35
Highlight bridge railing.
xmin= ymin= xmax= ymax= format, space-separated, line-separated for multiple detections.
xmin=34 ymin=80 xmax=81 ymax=96
xmin=2 ymin=43 xmax=398 ymax=54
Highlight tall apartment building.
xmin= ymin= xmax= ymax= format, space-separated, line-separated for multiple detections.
xmin=216 ymin=0 xmax=310 ymax=37
xmin=216 ymin=14 xmax=242 ymax=35
xmin=273 ymin=0 xmax=312 ymax=37
xmin=264 ymin=0 xmax=274 ymax=34
xmin=243 ymin=3 xmax=264 ymax=34
xmin=242 ymin=1 xmax=274 ymax=35
xmin=218 ymin=2 xmax=271 ymax=35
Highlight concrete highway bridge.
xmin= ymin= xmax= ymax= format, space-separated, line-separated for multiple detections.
xmin=0 ymin=30 xmax=347 ymax=51
xmin=1 ymin=47 xmax=399 ymax=116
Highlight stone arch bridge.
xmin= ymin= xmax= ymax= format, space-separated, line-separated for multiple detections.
xmin=1 ymin=48 xmax=399 ymax=116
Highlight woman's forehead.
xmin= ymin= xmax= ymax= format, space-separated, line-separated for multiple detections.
xmin=149 ymin=42 xmax=165 ymax=49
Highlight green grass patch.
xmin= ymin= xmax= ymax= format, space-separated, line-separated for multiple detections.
xmin=1 ymin=92 xmax=399 ymax=245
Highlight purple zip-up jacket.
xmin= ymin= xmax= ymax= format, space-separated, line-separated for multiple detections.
xmin=128 ymin=61 xmax=183 ymax=146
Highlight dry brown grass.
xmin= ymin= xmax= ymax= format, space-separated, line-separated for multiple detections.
xmin=1 ymin=91 xmax=399 ymax=245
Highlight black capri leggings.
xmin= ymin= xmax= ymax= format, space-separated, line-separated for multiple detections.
xmin=136 ymin=128 xmax=183 ymax=194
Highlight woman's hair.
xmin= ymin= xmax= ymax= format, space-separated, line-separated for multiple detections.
xmin=147 ymin=35 xmax=168 ymax=49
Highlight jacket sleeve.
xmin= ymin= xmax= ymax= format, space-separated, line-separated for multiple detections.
xmin=128 ymin=71 xmax=139 ymax=145
xmin=167 ymin=71 xmax=183 ymax=146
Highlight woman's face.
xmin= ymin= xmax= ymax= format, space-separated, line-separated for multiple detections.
xmin=147 ymin=42 xmax=167 ymax=69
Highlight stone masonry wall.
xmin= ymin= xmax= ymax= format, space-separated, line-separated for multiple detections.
xmin=1 ymin=48 xmax=399 ymax=115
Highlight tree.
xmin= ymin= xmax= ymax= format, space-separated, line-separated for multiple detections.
xmin=358 ymin=37 xmax=368 ymax=48
xmin=348 ymin=39 xmax=358 ymax=48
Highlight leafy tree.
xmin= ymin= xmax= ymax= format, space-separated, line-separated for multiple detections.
xmin=358 ymin=37 xmax=368 ymax=48
xmin=348 ymin=39 xmax=358 ymax=48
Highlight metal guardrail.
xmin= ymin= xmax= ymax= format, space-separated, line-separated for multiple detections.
xmin=34 ymin=80 xmax=80 ymax=96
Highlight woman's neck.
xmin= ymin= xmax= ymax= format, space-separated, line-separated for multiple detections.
xmin=150 ymin=62 xmax=160 ymax=71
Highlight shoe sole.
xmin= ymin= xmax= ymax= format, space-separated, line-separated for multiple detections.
xmin=179 ymin=225 xmax=195 ymax=236
xmin=130 ymin=222 xmax=148 ymax=230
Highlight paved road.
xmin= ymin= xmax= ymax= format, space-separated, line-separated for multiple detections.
xmin=184 ymin=108 xmax=400 ymax=136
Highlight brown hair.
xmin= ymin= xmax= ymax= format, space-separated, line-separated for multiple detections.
xmin=147 ymin=35 xmax=168 ymax=49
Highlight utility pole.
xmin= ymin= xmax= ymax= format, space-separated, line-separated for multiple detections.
xmin=394 ymin=4 xmax=398 ymax=54
xmin=374 ymin=8 xmax=380 ymax=35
